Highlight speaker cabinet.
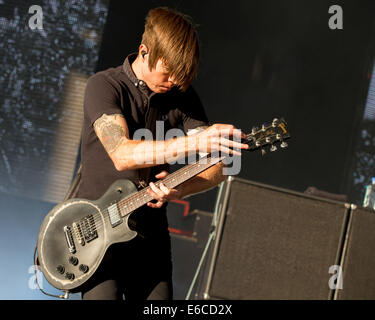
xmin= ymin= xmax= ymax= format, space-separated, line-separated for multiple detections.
xmin=335 ymin=206 xmax=375 ymax=300
xmin=198 ymin=176 xmax=350 ymax=300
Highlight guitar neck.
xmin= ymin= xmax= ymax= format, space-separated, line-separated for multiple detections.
xmin=118 ymin=155 xmax=225 ymax=217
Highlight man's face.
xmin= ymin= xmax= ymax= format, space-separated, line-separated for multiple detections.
xmin=142 ymin=59 xmax=176 ymax=93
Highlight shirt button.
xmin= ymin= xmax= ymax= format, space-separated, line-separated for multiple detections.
xmin=139 ymin=80 xmax=144 ymax=86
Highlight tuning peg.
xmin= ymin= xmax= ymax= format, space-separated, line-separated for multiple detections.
xmin=280 ymin=141 xmax=288 ymax=148
xmin=262 ymin=124 xmax=266 ymax=131
xmin=270 ymin=145 xmax=277 ymax=152
xmin=272 ymin=118 xmax=278 ymax=127
xmin=252 ymin=127 xmax=257 ymax=135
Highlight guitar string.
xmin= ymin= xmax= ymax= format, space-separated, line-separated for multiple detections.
xmin=64 ymin=128 xmax=281 ymax=240
xmin=67 ymin=128 xmax=282 ymax=240
xmin=75 ymin=156 xmax=219 ymax=232
xmin=68 ymin=173 xmax=186 ymax=239
xmin=68 ymin=165 xmax=210 ymax=241
xmin=68 ymin=178 xmax=177 ymax=239
xmin=67 ymin=157 xmax=220 ymax=239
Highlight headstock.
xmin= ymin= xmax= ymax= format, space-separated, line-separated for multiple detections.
xmin=243 ymin=118 xmax=291 ymax=155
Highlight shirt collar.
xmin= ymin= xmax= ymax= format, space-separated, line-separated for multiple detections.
xmin=122 ymin=53 xmax=154 ymax=98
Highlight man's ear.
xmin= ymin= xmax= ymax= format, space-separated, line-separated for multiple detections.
xmin=139 ymin=44 xmax=148 ymax=58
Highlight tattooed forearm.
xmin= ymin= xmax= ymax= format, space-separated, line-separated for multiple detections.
xmin=92 ymin=113 xmax=201 ymax=171
xmin=94 ymin=114 xmax=127 ymax=154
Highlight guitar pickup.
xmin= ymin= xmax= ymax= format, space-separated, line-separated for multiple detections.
xmin=80 ymin=215 xmax=98 ymax=243
xmin=108 ymin=203 xmax=122 ymax=228
xmin=73 ymin=222 xmax=85 ymax=246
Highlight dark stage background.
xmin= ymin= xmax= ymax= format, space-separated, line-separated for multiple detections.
xmin=1 ymin=0 xmax=375 ymax=299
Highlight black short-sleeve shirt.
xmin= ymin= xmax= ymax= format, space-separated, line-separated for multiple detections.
xmin=76 ymin=53 xmax=209 ymax=201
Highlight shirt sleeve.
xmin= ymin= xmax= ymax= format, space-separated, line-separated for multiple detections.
xmin=83 ymin=72 xmax=123 ymax=127
xmin=178 ymin=86 xmax=210 ymax=134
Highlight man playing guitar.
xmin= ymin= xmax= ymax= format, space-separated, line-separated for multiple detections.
xmin=76 ymin=7 xmax=249 ymax=300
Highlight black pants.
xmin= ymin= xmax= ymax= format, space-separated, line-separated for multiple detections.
xmin=81 ymin=208 xmax=173 ymax=300
xmin=82 ymin=279 xmax=172 ymax=300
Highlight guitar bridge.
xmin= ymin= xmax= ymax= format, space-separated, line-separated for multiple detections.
xmin=63 ymin=226 xmax=76 ymax=254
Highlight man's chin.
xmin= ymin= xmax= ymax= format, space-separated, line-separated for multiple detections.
xmin=155 ymin=86 xmax=171 ymax=93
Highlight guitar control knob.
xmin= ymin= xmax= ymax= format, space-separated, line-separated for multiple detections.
xmin=270 ymin=145 xmax=277 ymax=152
xmin=69 ymin=256 xmax=79 ymax=266
xmin=65 ymin=272 xmax=75 ymax=280
xmin=56 ymin=265 xmax=65 ymax=274
xmin=79 ymin=264 xmax=89 ymax=273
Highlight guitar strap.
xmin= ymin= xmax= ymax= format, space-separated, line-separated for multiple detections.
xmin=137 ymin=104 xmax=159 ymax=189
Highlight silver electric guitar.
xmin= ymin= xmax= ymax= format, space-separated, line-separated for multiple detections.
xmin=36 ymin=118 xmax=290 ymax=293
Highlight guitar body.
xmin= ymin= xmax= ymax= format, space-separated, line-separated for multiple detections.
xmin=37 ymin=179 xmax=138 ymax=292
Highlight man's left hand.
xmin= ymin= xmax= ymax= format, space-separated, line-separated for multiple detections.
xmin=147 ymin=170 xmax=183 ymax=208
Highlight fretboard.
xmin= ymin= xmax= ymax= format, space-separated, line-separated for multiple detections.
xmin=117 ymin=155 xmax=225 ymax=217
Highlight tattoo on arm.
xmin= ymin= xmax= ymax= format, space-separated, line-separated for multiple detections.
xmin=93 ymin=114 xmax=126 ymax=154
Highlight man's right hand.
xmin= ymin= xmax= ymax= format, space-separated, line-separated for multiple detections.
xmin=195 ymin=124 xmax=249 ymax=156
